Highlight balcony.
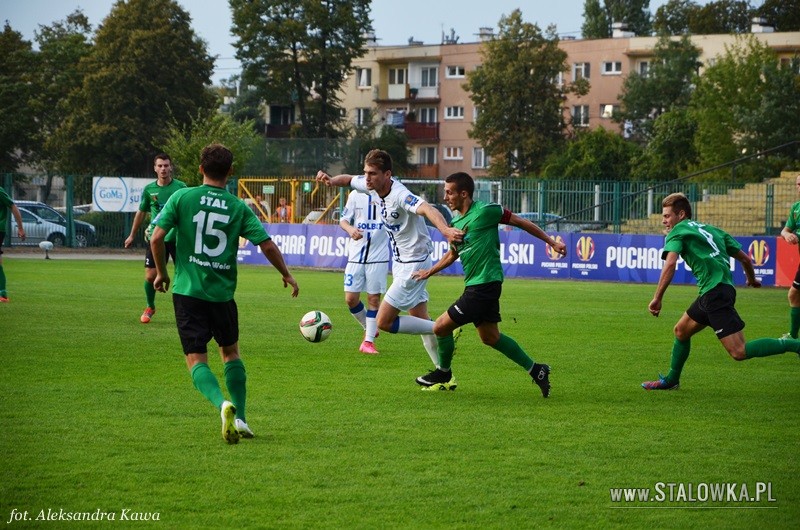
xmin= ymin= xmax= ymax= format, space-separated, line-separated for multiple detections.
xmin=404 ymin=122 xmax=439 ymax=142
xmin=405 ymin=164 xmax=439 ymax=178
xmin=266 ymin=123 xmax=292 ymax=138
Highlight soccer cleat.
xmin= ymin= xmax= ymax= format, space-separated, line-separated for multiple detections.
xmin=416 ymin=368 xmax=457 ymax=391
xmin=140 ymin=307 xmax=155 ymax=324
xmin=0 ymin=296 xmax=8 ymax=303
xmin=641 ymin=374 xmax=679 ymax=391
xmin=235 ymin=418 xmax=254 ymax=439
xmin=359 ymin=340 xmax=379 ymax=355
xmin=530 ymin=363 xmax=551 ymax=398
xmin=221 ymin=401 xmax=240 ymax=444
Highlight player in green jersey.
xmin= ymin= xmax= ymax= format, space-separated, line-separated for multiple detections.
xmin=412 ymin=172 xmax=566 ymax=396
xmin=124 ymin=153 xmax=187 ymax=324
xmin=643 ymin=192 xmax=800 ymax=390
xmin=779 ymin=174 xmax=800 ymax=339
xmin=150 ymin=144 xmax=299 ymax=444
xmin=0 ymin=185 xmax=26 ymax=302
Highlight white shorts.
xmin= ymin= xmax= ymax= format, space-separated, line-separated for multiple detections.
xmin=344 ymin=261 xmax=388 ymax=294
xmin=383 ymin=258 xmax=431 ymax=311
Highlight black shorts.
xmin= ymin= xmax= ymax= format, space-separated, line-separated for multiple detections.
xmin=447 ymin=281 xmax=502 ymax=327
xmin=0 ymin=232 xmax=4 ymax=255
xmin=686 ymin=283 xmax=745 ymax=339
xmin=145 ymin=241 xmax=177 ymax=268
xmin=172 ymin=293 xmax=239 ymax=354
xmin=792 ymin=265 xmax=800 ymax=290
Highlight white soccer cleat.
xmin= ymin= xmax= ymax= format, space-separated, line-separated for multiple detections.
xmin=221 ymin=401 xmax=240 ymax=444
xmin=235 ymin=418 xmax=254 ymax=439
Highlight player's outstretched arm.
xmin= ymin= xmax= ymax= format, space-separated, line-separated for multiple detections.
xmin=412 ymin=248 xmax=458 ymax=281
xmin=316 ymin=170 xmax=353 ymax=188
xmin=649 ymin=251 xmax=678 ymax=317
xmin=732 ymin=249 xmax=761 ymax=288
xmin=150 ymin=226 xmax=170 ymax=293
xmin=507 ymin=212 xmax=566 ymax=255
xmin=260 ymin=239 xmax=299 ymax=297
xmin=417 ymin=202 xmax=463 ymax=244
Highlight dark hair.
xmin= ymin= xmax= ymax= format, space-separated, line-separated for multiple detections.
xmin=364 ymin=149 xmax=392 ymax=173
xmin=663 ymin=192 xmax=692 ymax=219
xmin=200 ymin=144 xmax=233 ymax=180
xmin=154 ymin=153 xmax=171 ymax=163
xmin=445 ymin=172 xmax=475 ymax=198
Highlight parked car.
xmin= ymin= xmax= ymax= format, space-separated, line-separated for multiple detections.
xmin=13 ymin=201 xmax=97 ymax=247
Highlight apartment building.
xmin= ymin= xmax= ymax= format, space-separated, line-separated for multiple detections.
xmin=268 ymin=25 xmax=799 ymax=179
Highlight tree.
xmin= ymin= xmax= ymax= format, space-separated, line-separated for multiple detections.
xmin=690 ymin=35 xmax=800 ymax=180
xmin=653 ymin=0 xmax=700 ymax=35
xmin=688 ymin=0 xmax=752 ymax=35
xmin=629 ymin=108 xmax=698 ymax=180
xmin=582 ymin=0 xmax=652 ymax=38
xmin=582 ymin=0 xmax=610 ymax=39
xmin=757 ymin=0 xmax=800 ymax=32
xmin=230 ymin=0 xmax=371 ymax=139
xmin=466 ymin=10 xmax=584 ymax=177
xmin=0 ymin=23 xmax=37 ymax=173
xmin=542 ymin=127 xmax=641 ymax=180
xmin=50 ymin=0 xmax=216 ymax=175
xmin=342 ymin=124 xmax=411 ymax=176
xmin=27 ymin=11 xmax=93 ymax=198
xmin=160 ymin=111 xmax=260 ymax=186
xmin=616 ymin=35 xmax=701 ymax=143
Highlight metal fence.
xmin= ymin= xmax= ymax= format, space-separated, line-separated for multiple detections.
xmin=2 ymin=171 xmax=796 ymax=250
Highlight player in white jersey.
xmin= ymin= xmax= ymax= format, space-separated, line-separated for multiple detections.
xmin=340 ymin=190 xmax=390 ymax=355
xmin=317 ymin=149 xmax=464 ymax=370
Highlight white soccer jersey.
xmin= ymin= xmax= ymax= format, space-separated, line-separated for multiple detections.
xmin=340 ymin=190 xmax=390 ymax=264
xmin=351 ymin=175 xmax=433 ymax=263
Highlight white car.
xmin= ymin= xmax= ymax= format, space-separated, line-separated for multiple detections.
xmin=10 ymin=207 xmax=75 ymax=247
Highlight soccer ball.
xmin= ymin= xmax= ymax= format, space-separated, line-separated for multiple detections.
xmin=299 ymin=310 xmax=333 ymax=343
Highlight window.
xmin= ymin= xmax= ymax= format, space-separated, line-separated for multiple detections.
xmin=573 ymin=62 xmax=590 ymax=80
xmin=602 ymin=61 xmax=622 ymax=75
xmin=638 ymin=61 xmax=649 ymax=77
xmin=443 ymin=146 xmax=463 ymax=160
xmin=356 ymin=67 xmax=372 ymax=88
xmin=421 ymin=67 xmax=438 ymax=87
xmin=472 ymin=107 xmax=480 ymax=121
xmin=446 ymin=65 xmax=465 ymax=78
xmin=572 ymin=105 xmax=590 ymax=127
xmin=389 ymin=68 xmax=406 ymax=85
xmin=419 ymin=107 xmax=437 ymax=123
xmin=419 ymin=147 xmax=436 ymax=164
xmin=600 ymin=104 xmax=619 ymax=119
xmin=552 ymin=72 xmax=564 ymax=87
xmin=445 ymin=106 xmax=464 ymax=119
xmin=355 ymin=108 xmax=371 ymax=126
xmin=472 ymin=147 xmax=489 ymax=169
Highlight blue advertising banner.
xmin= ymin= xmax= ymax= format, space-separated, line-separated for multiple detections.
xmin=237 ymin=223 xmax=777 ymax=287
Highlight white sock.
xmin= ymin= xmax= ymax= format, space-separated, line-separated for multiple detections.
xmin=349 ymin=303 xmax=367 ymax=330
xmin=365 ymin=310 xmax=378 ymax=342
xmin=421 ymin=334 xmax=439 ymax=367
xmin=396 ymin=315 xmax=434 ymax=334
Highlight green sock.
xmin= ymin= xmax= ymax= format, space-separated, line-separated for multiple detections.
xmin=436 ymin=335 xmax=455 ymax=371
xmin=491 ymin=333 xmax=534 ymax=371
xmin=224 ymin=359 xmax=247 ymax=421
xmin=665 ymin=338 xmax=691 ymax=384
xmin=745 ymin=338 xmax=800 ymax=359
xmin=190 ymin=363 xmax=225 ymax=409
xmin=790 ymin=307 xmax=800 ymax=338
xmin=144 ymin=280 xmax=156 ymax=309
xmin=0 ymin=264 xmax=6 ymax=296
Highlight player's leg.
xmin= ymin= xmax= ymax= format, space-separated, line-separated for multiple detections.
xmin=785 ymin=270 xmax=800 ymax=338
xmin=344 ymin=263 xmax=367 ymax=329
xmin=175 ymin=293 xmax=238 ymax=444
xmin=212 ymin=299 xmax=252 ymax=438
xmin=643 ymin=311 xmax=704 ymax=390
xmin=141 ymin=248 xmax=158 ymax=323
xmin=359 ymin=292 xmax=382 ymax=354
xmin=346 ymin=291 xmax=366 ymax=328
xmin=380 ymin=261 xmax=435 ymax=334
xmin=0 ymin=241 xmax=7 ymax=301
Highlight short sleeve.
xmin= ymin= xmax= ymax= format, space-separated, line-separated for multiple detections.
xmin=351 ymin=176 xmax=369 ymax=194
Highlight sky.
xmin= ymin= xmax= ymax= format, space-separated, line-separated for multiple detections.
xmin=1 ymin=0 xmax=719 ymax=84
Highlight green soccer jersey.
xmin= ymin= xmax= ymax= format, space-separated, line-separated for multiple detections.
xmin=0 ymin=186 xmax=13 ymax=233
xmin=450 ymin=200 xmax=504 ymax=286
xmin=662 ymin=219 xmax=742 ymax=296
xmin=785 ymin=201 xmax=800 ymax=255
xmin=140 ymin=178 xmax=187 ymax=242
xmin=154 ymin=185 xmax=271 ymax=302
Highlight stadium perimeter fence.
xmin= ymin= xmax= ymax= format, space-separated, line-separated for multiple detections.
xmin=1 ymin=172 xmax=794 ymax=250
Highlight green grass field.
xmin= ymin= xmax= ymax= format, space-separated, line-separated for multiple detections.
xmin=0 ymin=257 xmax=797 ymax=528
